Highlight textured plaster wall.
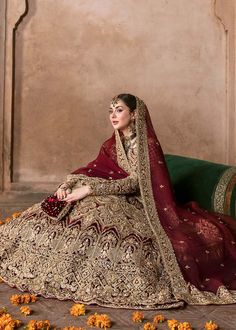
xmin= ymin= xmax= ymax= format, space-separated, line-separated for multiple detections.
xmin=12 ymin=0 xmax=228 ymax=183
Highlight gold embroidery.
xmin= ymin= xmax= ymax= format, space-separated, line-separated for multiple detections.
xmin=212 ymin=167 xmax=236 ymax=214
xmin=0 ymin=96 xmax=236 ymax=309
xmin=0 ymin=195 xmax=183 ymax=309
xmin=75 ymin=174 xmax=139 ymax=196
xmin=115 ymin=130 xmax=131 ymax=174
xmin=134 ymin=96 xmax=236 ymax=305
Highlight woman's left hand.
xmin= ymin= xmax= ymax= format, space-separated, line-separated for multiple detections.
xmin=62 ymin=186 xmax=91 ymax=202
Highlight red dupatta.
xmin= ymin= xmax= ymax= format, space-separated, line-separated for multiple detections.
xmin=71 ymin=96 xmax=236 ymax=305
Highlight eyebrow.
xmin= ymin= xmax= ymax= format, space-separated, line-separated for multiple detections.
xmin=109 ymin=105 xmax=123 ymax=109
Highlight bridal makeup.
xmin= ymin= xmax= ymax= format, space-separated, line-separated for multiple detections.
xmin=109 ymin=99 xmax=134 ymax=136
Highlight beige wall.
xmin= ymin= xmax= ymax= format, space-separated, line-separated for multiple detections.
xmin=0 ymin=0 xmax=236 ymax=194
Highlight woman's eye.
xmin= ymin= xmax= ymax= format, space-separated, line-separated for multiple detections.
xmin=117 ymin=109 xmax=123 ymax=113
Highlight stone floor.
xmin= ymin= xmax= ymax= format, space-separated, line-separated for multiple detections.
xmin=0 ymin=201 xmax=236 ymax=329
xmin=0 ymin=282 xmax=236 ymax=330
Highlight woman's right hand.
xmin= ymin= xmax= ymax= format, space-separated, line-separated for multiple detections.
xmin=54 ymin=186 xmax=71 ymax=200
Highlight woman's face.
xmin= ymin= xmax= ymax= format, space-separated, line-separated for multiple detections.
xmin=109 ymin=99 xmax=133 ymax=132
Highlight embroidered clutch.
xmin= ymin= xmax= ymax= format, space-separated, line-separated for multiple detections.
xmin=40 ymin=194 xmax=75 ymax=221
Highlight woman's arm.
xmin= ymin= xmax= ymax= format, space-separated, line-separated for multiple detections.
xmin=86 ymin=174 xmax=139 ymax=196
xmin=62 ymin=174 xmax=139 ymax=203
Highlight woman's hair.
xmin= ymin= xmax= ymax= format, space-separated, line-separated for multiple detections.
xmin=115 ymin=93 xmax=137 ymax=112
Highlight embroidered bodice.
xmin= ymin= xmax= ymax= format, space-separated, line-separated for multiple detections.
xmin=59 ymin=136 xmax=139 ymax=196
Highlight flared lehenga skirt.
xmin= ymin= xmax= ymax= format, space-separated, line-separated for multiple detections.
xmin=0 ymin=194 xmax=182 ymax=309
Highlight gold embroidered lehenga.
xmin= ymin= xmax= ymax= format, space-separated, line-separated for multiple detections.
xmin=0 ymin=96 xmax=236 ymax=309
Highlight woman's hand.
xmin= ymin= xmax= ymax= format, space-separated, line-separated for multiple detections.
xmin=54 ymin=186 xmax=71 ymax=200
xmin=62 ymin=186 xmax=91 ymax=203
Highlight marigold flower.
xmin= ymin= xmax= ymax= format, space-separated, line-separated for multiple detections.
xmin=132 ymin=311 xmax=144 ymax=323
xmin=20 ymin=306 xmax=32 ymax=316
xmin=5 ymin=325 xmax=15 ymax=330
xmin=95 ymin=314 xmax=111 ymax=329
xmin=153 ymin=314 xmax=165 ymax=324
xmin=87 ymin=313 xmax=97 ymax=327
xmin=70 ymin=304 xmax=86 ymax=317
xmin=12 ymin=212 xmax=22 ymax=219
xmin=25 ymin=320 xmax=37 ymax=330
xmin=30 ymin=295 xmax=37 ymax=303
xmin=22 ymin=294 xmax=31 ymax=304
xmin=0 ymin=221 xmax=5 ymax=225
xmin=205 ymin=320 xmax=219 ymax=330
xmin=0 ymin=312 xmax=21 ymax=329
xmin=10 ymin=295 xmax=22 ymax=306
xmin=10 ymin=294 xmax=37 ymax=305
xmin=143 ymin=322 xmax=156 ymax=330
xmin=168 ymin=319 xmax=179 ymax=330
xmin=26 ymin=319 xmax=50 ymax=330
xmin=178 ymin=322 xmax=192 ymax=330
xmin=5 ymin=217 xmax=11 ymax=223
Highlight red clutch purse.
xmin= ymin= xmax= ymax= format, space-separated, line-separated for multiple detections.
xmin=40 ymin=194 xmax=75 ymax=221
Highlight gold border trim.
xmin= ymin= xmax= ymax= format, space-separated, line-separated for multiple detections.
xmin=213 ymin=167 xmax=236 ymax=214
xmin=134 ymin=97 xmax=236 ymax=304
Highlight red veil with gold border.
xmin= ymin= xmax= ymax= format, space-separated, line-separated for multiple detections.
xmin=72 ymin=96 xmax=236 ymax=305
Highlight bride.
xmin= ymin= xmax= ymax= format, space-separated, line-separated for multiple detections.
xmin=0 ymin=93 xmax=236 ymax=310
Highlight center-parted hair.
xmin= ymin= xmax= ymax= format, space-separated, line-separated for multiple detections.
xmin=113 ymin=93 xmax=137 ymax=112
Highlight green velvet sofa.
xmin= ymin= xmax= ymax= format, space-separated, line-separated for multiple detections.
xmin=164 ymin=154 xmax=236 ymax=218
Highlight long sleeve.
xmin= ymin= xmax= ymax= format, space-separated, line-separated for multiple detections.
xmin=56 ymin=137 xmax=139 ymax=196
xmin=90 ymin=174 xmax=139 ymax=196
xmin=73 ymin=173 xmax=139 ymax=196
xmin=56 ymin=174 xmax=81 ymax=191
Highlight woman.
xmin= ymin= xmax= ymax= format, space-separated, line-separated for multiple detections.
xmin=0 ymin=94 xmax=236 ymax=310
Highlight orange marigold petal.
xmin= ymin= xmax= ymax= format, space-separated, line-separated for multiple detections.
xmin=132 ymin=311 xmax=144 ymax=323
xmin=167 ymin=319 xmax=179 ymax=330
xmin=153 ymin=314 xmax=165 ymax=324
xmin=178 ymin=322 xmax=192 ymax=330
xmin=143 ymin=322 xmax=156 ymax=330
xmin=87 ymin=314 xmax=97 ymax=327
xmin=205 ymin=321 xmax=219 ymax=330
xmin=12 ymin=212 xmax=22 ymax=219
xmin=70 ymin=304 xmax=86 ymax=317
xmin=95 ymin=314 xmax=112 ymax=329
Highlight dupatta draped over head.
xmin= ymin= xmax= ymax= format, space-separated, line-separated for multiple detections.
xmin=72 ymin=96 xmax=236 ymax=305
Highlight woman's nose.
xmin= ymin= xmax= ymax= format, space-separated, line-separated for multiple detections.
xmin=111 ymin=111 xmax=117 ymax=118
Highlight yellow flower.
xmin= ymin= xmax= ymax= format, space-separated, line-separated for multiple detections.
xmin=70 ymin=304 xmax=86 ymax=317
xmin=10 ymin=294 xmax=37 ymax=305
xmin=168 ymin=319 xmax=179 ymax=330
xmin=143 ymin=322 xmax=156 ymax=330
xmin=178 ymin=322 xmax=192 ymax=330
xmin=30 ymin=295 xmax=37 ymax=303
xmin=132 ymin=311 xmax=144 ymax=323
xmin=0 ymin=312 xmax=21 ymax=329
xmin=87 ymin=313 xmax=111 ymax=329
xmin=12 ymin=212 xmax=22 ymax=219
xmin=22 ymin=294 xmax=31 ymax=304
xmin=153 ymin=314 xmax=165 ymax=324
xmin=87 ymin=313 xmax=97 ymax=327
xmin=26 ymin=320 xmax=37 ymax=330
xmin=20 ymin=306 xmax=32 ymax=316
xmin=10 ymin=295 xmax=22 ymax=306
xmin=95 ymin=314 xmax=112 ymax=329
xmin=26 ymin=320 xmax=50 ymax=330
xmin=205 ymin=321 xmax=219 ymax=330
xmin=5 ymin=325 xmax=15 ymax=330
